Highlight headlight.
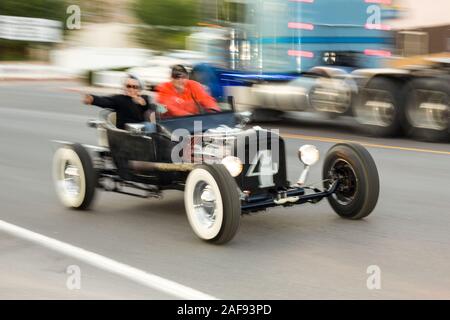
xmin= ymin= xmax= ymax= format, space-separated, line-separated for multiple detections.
xmin=298 ymin=145 xmax=320 ymax=166
xmin=221 ymin=156 xmax=243 ymax=177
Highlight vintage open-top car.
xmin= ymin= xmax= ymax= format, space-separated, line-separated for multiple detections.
xmin=52 ymin=99 xmax=379 ymax=244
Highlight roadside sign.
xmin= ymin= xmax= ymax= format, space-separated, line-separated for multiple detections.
xmin=0 ymin=15 xmax=62 ymax=43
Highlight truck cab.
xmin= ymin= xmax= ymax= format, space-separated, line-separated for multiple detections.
xmin=190 ymin=0 xmax=397 ymax=117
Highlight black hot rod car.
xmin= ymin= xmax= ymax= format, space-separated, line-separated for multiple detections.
xmin=52 ymin=100 xmax=379 ymax=244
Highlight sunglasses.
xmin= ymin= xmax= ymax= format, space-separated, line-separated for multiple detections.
xmin=126 ymin=84 xmax=140 ymax=89
xmin=172 ymin=72 xmax=188 ymax=79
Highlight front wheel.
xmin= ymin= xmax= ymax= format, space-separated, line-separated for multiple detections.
xmin=53 ymin=143 xmax=97 ymax=210
xmin=323 ymin=143 xmax=379 ymax=220
xmin=184 ymin=164 xmax=241 ymax=244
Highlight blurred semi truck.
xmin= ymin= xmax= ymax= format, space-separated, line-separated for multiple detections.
xmin=188 ymin=0 xmax=450 ymax=141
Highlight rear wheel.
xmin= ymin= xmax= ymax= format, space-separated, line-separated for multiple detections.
xmin=184 ymin=164 xmax=241 ymax=244
xmin=323 ymin=143 xmax=379 ymax=220
xmin=354 ymin=77 xmax=404 ymax=137
xmin=403 ymin=78 xmax=450 ymax=142
xmin=53 ymin=144 xmax=97 ymax=210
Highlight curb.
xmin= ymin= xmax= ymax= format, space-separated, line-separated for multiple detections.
xmin=63 ymin=86 xmax=155 ymax=96
xmin=0 ymin=77 xmax=74 ymax=82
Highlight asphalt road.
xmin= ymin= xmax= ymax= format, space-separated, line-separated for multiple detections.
xmin=0 ymin=81 xmax=449 ymax=299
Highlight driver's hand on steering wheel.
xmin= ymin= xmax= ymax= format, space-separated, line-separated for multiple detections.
xmin=206 ymin=106 xmax=220 ymax=113
xmin=83 ymin=94 xmax=94 ymax=105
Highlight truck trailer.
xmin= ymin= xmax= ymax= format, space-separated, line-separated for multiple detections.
xmin=190 ymin=0 xmax=449 ymax=142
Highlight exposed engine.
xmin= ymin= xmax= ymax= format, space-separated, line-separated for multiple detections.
xmin=195 ymin=125 xmax=244 ymax=161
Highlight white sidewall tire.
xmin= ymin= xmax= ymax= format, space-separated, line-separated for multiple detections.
xmin=53 ymin=147 xmax=87 ymax=208
xmin=185 ymin=168 xmax=224 ymax=240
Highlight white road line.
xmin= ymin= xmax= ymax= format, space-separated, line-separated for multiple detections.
xmin=0 ymin=219 xmax=217 ymax=300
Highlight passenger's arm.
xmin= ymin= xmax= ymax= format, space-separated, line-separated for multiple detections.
xmin=85 ymin=94 xmax=118 ymax=110
xmin=191 ymin=82 xmax=220 ymax=112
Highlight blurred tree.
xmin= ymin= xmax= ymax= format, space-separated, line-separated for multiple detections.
xmin=132 ymin=0 xmax=199 ymax=51
xmin=133 ymin=0 xmax=198 ymax=27
xmin=0 ymin=0 xmax=67 ymax=60
xmin=0 ymin=0 xmax=66 ymax=20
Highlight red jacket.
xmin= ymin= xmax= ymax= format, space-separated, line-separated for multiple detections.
xmin=156 ymin=80 xmax=220 ymax=117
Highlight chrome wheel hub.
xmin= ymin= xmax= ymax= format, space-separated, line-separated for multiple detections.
xmin=193 ymin=182 xmax=217 ymax=229
xmin=330 ymin=159 xmax=358 ymax=206
xmin=359 ymin=89 xmax=396 ymax=127
xmin=408 ymin=90 xmax=449 ymax=131
xmin=63 ymin=162 xmax=81 ymax=197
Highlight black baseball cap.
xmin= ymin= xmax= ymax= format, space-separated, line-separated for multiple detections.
xmin=171 ymin=65 xmax=188 ymax=79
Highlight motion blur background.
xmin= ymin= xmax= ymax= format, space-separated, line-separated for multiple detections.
xmin=0 ymin=0 xmax=449 ymax=80
xmin=1 ymin=0 xmax=450 ymax=300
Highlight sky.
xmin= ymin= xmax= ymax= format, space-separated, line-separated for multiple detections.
xmin=391 ymin=0 xmax=450 ymax=29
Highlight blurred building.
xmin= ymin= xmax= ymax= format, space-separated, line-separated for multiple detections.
xmin=391 ymin=0 xmax=450 ymax=56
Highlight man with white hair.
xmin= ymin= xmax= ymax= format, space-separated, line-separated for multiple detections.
xmin=83 ymin=74 xmax=156 ymax=129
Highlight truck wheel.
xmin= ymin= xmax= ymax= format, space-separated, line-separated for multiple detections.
xmin=185 ymin=164 xmax=241 ymax=244
xmin=403 ymin=78 xmax=450 ymax=142
xmin=53 ymin=144 xmax=97 ymax=210
xmin=323 ymin=143 xmax=379 ymax=220
xmin=354 ymin=77 xmax=404 ymax=137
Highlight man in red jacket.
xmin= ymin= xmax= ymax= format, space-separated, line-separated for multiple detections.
xmin=156 ymin=65 xmax=220 ymax=117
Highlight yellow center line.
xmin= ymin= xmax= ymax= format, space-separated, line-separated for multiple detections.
xmin=281 ymin=133 xmax=450 ymax=156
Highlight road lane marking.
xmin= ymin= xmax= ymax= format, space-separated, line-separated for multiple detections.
xmin=0 ymin=219 xmax=217 ymax=300
xmin=282 ymin=133 xmax=450 ymax=156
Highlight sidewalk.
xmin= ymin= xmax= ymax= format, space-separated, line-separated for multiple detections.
xmin=0 ymin=63 xmax=73 ymax=81
xmin=63 ymin=84 xmax=155 ymax=97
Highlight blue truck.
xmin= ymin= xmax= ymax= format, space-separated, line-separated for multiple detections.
xmin=190 ymin=0 xmax=450 ymax=142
